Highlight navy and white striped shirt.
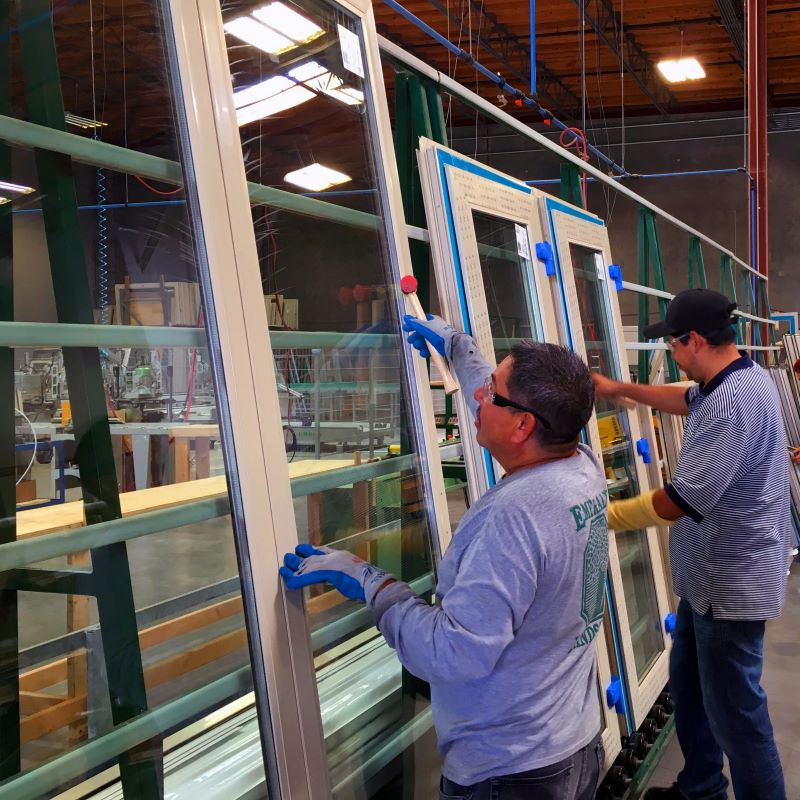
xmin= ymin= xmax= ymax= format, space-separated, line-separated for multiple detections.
xmin=665 ymin=356 xmax=791 ymax=620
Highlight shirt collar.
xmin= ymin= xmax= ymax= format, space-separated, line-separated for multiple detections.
xmin=698 ymin=353 xmax=754 ymax=397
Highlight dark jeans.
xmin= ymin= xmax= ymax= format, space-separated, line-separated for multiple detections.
xmin=671 ymin=599 xmax=785 ymax=800
xmin=438 ymin=735 xmax=603 ymax=800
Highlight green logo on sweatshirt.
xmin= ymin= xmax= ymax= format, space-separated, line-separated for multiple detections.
xmin=570 ymin=491 xmax=609 ymax=649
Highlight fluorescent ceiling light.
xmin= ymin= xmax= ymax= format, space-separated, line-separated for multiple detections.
xmin=0 ymin=181 xmax=34 ymax=195
xmin=252 ymin=2 xmax=323 ymax=45
xmin=284 ymin=163 xmax=351 ymax=191
xmin=288 ymin=61 xmax=364 ymax=106
xmin=65 ymin=112 xmax=107 ymax=129
xmin=224 ymin=16 xmax=294 ymax=53
xmin=233 ymin=75 xmax=295 ymax=109
xmin=235 ymin=84 xmax=314 ymax=126
xmin=657 ymin=58 xmax=706 ymax=83
xmin=0 ymin=196 xmax=10 ymax=206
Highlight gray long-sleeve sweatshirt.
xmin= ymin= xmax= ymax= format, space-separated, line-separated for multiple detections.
xmin=371 ymin=333 xmax=609 ymax=784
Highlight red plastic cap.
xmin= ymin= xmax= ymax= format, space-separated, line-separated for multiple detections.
xmin=794 ymin=357 xmax=800 ymax=374
xmin=353 ymin=284 xmax=372 ymax=302
xmin=337 ymin=287 xmax=354 ymax=305
xmin=400 ymin=275 xmax=418 ymax=294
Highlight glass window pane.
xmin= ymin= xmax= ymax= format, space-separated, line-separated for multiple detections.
xmin=220 ymin=0 xmax=441 ymax=794
xmin=568 ymin=244 xmax=663 ymax=680
xmin=471 ymin=211 xmax=541 ymax=360
xmin=1 ymin=2 xmax=272 ymax=796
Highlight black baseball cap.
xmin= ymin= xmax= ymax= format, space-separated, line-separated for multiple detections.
xmin=643 ymin=288 xmax=738 ymax=339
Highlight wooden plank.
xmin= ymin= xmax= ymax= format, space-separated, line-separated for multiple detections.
xmin=20 ymin=695 xmax=86 ymax=744
xmin=139 ymin=596 xmax=242 ymax=651
xmin=173 ymin=439 xmax=190 ymax=483
xmin=20 ymin=659 xmax=69 ymax=692
xmin=195 ymin=438 xmax=211 ymax=480
xmin=20 ymin=691 xmax=64 ymax=715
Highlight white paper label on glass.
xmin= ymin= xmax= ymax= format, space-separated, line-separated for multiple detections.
xmin=515 ymin=224 xmax=531 ymax=261
xmin=595 ymin=253 xmax=606 ymax=280
xmin=338 ymin=25 xmax=364 ymax=78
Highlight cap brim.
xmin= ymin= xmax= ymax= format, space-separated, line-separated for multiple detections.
xmin=643 ymin=319 xmax=672 ymax=339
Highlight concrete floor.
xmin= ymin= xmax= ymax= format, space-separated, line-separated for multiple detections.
xmin=642 ymin=563 xmax=800 ymax=798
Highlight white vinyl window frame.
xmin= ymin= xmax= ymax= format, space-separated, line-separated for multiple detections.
xmin=538 ymin=196 xmax=673 ymax=728
xmin=163 ymin=0 xmax=452 ymax=797
xmin=417 ymin=138 xmax=559 ymax=497
xmin=418 ymin=140 xmax=622 ymax=772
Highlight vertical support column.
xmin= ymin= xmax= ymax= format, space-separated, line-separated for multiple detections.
xmin=719 ymin=254 xmax=743 ymax=346
xmin=15 ymin=1 xmax=161 ymax=795
xmin=688 ymin=236 xmax=708 ymax=289
xmin=560 ymin=161 xmax=584 ymax=209
xmin=747 ymin=0 xmax=768 ymax=283
xmin=637 ymin=208 xmax=679 ymax=382
xmin=0 ymin=0 xmax=20 ymax=780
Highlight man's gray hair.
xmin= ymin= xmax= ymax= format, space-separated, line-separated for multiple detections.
xmin=508 ymin=341 xmax=595 ymax=448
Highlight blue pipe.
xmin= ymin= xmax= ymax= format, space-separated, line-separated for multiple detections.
xmin=381 ymin=0 xmax=629 ymax=176
xmin=530 ymin=0 xmax=536 ymax=96
xmin=13 ymin=199 xmax=187 ymax=214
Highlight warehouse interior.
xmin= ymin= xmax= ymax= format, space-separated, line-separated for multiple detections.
xmin=1 ymin=0 xmax=799 ymax=798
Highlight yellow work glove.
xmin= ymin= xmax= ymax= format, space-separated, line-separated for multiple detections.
xmin=608 ymin=489 xmax=674 ymax=532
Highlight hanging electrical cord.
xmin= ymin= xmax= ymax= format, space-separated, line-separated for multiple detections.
xmin=15 ymin=407 xmax=37 ymax=486
xmin=133 ymin=175 xmax=184 ymax=196
xmin=559 ymin=126 xmax=589 ymax=206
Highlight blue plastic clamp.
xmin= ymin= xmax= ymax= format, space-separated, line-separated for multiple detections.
xmin=606 ymin=676 xmax=625 ymax=714
xmin=608 ymin=264 xmax=623 ymax=291
xmin=664 ymin=612 xmax=677 ymax=636
xmin=636 ymin=437 xmax=652 ymax=464
xmin=535 ymin=241 xmax=556 ymax=276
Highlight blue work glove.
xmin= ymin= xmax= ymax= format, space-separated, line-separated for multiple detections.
xmin=279 ymin=543 xmax=394 ymax=605
xmin=402 ymin=314 xmax=457 ymax=359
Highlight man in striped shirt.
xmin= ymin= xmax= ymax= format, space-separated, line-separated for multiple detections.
xmin=593 ymin=288 xmax=789 ymax=800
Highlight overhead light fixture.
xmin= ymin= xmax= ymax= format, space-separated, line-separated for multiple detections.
xmin=0 ymin=181 xmax=34 ymax=195
xmin=223 ymin=16 xmax=293 ymax=54
xmin=65 ymin=112 xmax=108 ymax=130
xmin=252 ymin=2 xmax=323 ymax=44
xmin=284 ymin=163 xmax=351 ymax=192
xmin=225 ymin=2 xmax=323 ymax=56
xmin=657 ymin=58 xmax=706 ymax=83
xmin=0 ymin=196 xmax=10 ymax=206
xmin=288 ymin=61 xmax=364 ymax=105
xmin=233 ymin=75 xmax=314 ymax=125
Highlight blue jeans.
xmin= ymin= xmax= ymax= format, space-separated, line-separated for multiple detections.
xmin=438 ymin=735 xmax=603 ymax=800
xmin=670 ymin=599 xmax=785 ymax=800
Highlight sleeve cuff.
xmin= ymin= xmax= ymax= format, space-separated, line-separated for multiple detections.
xmin=370 ymin=580 xmax=417 ymax=626
xmin=665 ymin=483 xmax=703 ymax=523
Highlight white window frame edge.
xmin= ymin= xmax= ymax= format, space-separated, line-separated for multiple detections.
xmin=164 ymin=2 xmax=329 ymax=797
xmin=539 ymin=202 xmax=671 ymax=727
xmin=166 ymin=1 xmax=453 ymax=796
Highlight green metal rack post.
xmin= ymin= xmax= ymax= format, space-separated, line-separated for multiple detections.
xmin=8 ymin=2 xmax=162 ymax=794
xmin=687 ymin=235 xmax=708 ymax=289
xmin=637 ymin=208 xmax=680 ymax=383
xmin=719 ymin=254 xmax=743 ymax=347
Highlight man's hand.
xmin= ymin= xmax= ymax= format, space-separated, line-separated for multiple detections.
xmin=791 ymin=447 xmax=800 ymax=466
xmin=402 ymin=314 xmax=457 ymax=359
xmin=279 ymin=544 xmax=394 ymax=605
xmin=592 ymin=372 xmax=625 ymax=400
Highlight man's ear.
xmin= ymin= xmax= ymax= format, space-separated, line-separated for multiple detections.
xmin=510 ymin=413 xmax=536 ymax=444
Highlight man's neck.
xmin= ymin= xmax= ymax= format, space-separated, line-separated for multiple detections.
xmin=698 ymin=345 xmax=744 ymax=385
xmin=502 ymin=447 xmax=577 ymax=476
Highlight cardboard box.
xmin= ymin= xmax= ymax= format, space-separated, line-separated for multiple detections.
xmin=15 ymin=479 xmax=36 ymax=504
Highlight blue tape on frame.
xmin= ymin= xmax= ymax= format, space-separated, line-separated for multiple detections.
xmin=635 ymin=437 xmax=652 ymax=464
xmin=606 ymin=675 xmax=626 ymax=715
xmin=535 ymin=241 xmax=556 ymax=276
xmin=608 ymin=264 xmax=623 ymax=291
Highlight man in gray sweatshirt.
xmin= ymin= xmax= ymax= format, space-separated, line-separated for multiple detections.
xmin=281 ymin=316 xmax=608 ymax=800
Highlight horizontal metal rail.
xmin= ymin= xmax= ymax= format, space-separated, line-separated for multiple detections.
xmin=0 ymin=456 xmax=420 ymax=570
xmin=0 ymin=667 xmax=252 ymax=800
xmin=626 ymin=342 xmax=781 ymax=352
xmin=0 ymin=321 xmax=206 ymax=348
xmin=377 ymin=37 xmax=764 ymax=281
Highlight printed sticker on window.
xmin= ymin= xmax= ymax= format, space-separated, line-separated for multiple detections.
xmin=515 ymin=224 xmax=531 ymax=261
xmin=594 ymin=253 xmax=606 ymax=280
xmin=338 ymin=24 xmax=364 ymax=79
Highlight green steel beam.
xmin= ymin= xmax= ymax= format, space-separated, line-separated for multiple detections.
xmin=16 ymin=1 xmax=159 ymax=793
xmin=0 ymin=114 xmax=380 ymax=232
xmin=719 ymin=254 xmax=743 ymax=346
xmin=0 ymin=0 xmax=19 ymax=781
xmin=0 ymin=667 xmax=252 ymax=800
xmin=637 ymin=208 xmax=679 ymax=383
xmin=688 ymin=235 xmax=708 ymax=289
xmin=560 ymin=162 xmax=585 ymax=209
xmin=0 ymin=321 xmax=206 ymax=348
